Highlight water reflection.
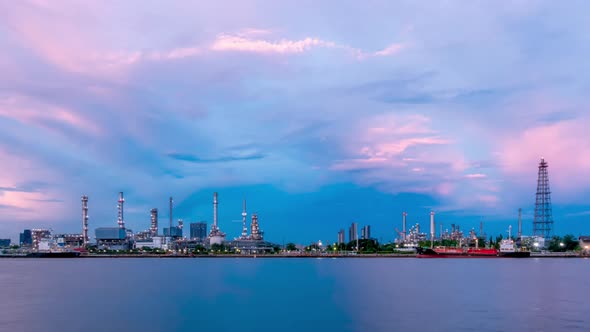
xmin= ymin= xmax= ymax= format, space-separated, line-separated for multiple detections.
xmin=0 ymin=258 xmax=588 ymax=332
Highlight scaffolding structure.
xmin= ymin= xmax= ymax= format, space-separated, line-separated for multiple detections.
xmin=533 ymin=158 xmax=553 ymax=239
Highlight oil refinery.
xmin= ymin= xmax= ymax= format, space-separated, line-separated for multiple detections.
xmin=1 ymin=158 xmax=588 ymax=258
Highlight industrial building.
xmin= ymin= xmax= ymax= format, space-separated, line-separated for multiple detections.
xmin=163 ymin=225 xmax=183 ymax=238
xmin=0 ymin=239 xmax=10 ymax=247
xmin=190 ymin=222 xmax=207 ymax=241
xmin=31 ymin=229 xmax=51 ymax=250
xmin=135 ymin=236 xmax=169 ymax=250
xmin=19 ymin=229 xmax=32 ymax=246
xmin=95 ymin=227 xmax=129 ymax=250
xmin=53 ymin=234 xmax=84 ymax=248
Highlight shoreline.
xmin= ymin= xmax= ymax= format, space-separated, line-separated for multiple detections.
xmin=0 ymin=253 xmax=586 ymax=259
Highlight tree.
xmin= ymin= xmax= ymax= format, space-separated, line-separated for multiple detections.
xmin=357 ymin=239 xmax=379 ymax=253
xmin=285 ymin=243 xmax=297 ymax=251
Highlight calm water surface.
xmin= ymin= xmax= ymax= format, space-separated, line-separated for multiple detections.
xmin=0 ymin=258 xmax=588 ymax=332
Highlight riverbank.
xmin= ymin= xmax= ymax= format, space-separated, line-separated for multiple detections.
xmin=1 ymin=253 xmax=587 ymax=258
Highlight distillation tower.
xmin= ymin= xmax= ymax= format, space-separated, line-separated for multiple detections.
xmin=82 ymin=195 xmax=89 ymax=247
xmin=533 ymin=158 xmax=553 ymax=239
xmin=249 ymin=213 xmax=263 ymax=241
xmin=150 ymin=208 xmax=158 ymax=237
xmin=117 ymin=192 xmax=125 ymax=229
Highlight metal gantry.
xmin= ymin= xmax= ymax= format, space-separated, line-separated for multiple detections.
xmin=533 ymin=158 xmax=553 ymax=239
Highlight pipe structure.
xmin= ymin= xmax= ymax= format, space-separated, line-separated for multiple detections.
xmin=430 ymin=211 xmax=435 ymax=248
xmin=518 ymin=208 xmax=522 ymax=238
xmin=240 ymin=199 xmax=248 ymax=239
xmin=402 ymin=212 xmax=407 ymax=242
xmin=117 ymin=192 xmax=125 ymax=229
xmin=82 ymin=195 xmax=89 ymax=247
xmin=150 ymin=208 xmax=158 ymax=237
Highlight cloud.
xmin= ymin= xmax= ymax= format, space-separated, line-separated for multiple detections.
xmin=0 ymin=95 xmax=103 ymax=137
xmin=210 ymin=33 xmax=337 ymax=54
xmin=499 ymin=118 xmax=590 ymax=195
xmin=209 ymin=32 xmax=405 ymax=59
xmin=166 ymin=152 xmax=266 ymax=163
xmin=465 ymin=173 xmax=487 ymax=179
xmin=374 ymin=43 xmax=405 ymax=57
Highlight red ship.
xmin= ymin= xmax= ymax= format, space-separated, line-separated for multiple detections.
xmin=417 ymin=246 xmax=498 ymax=258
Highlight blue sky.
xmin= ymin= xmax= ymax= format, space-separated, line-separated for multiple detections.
xmin=1 ymin=0 xmax=590 ymax=243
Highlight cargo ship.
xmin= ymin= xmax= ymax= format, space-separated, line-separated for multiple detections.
xmin=25 ymin=251 xmax=81 ymax=258
xmin=417 ymin=247 xmax=498 ymax=258
xmin=416 ymin=247 xmax=465 ymax=257
xmin=417 ymin=242 xmax=530 ymax=258
xmin=498 ymin=239 xmax=530 ymax=257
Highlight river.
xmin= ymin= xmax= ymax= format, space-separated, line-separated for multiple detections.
xmin=0 ymin=258 xmax=588 ymax=332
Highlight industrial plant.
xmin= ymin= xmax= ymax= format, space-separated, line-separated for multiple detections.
xmin=1 ymin=157 xmax=588 ymax=257
xmin=4 ymin=190 xmax=274 ymax=257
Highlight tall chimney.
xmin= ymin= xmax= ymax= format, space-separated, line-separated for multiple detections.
xmin=402 ymin=212 xmax=407 ymax=242
xmin=169 ymin=197 xmax=173 ymax=233
xmin=82 ymin=195 xmax=89 ymax=247
xmin=479 ymin=221 xmax=483 ymax=237
xmin=430 ymin=211 xmax=435 ymax=248
xmin=117 ymin=192 xmax=125 ymax=229
xmin=518 ymin=208 xmax=522 ymax=238
xmin=213 ymin=192 xmax=218 ymax=229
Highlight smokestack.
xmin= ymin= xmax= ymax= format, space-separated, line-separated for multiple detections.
xmin=440 ymin=223 xmax=443 ymax=239
xmin=241 ymin=199 xmax=248 ymax=239
xmin=117 ymin=192 xmax=125 ymax=229
xmin=169 ymin=197 xmax=173 ymax=233
xmin=150 ymin=208 xmax=158 ymax=236
xmin=430 ymin=211 xmax=435 ymax=248
xmin=402 ymin=212 xmax=407 ymax=242
xmin=213 ymin=192 xmax=218 ymax=229
xmin=518 ymin=208 xmax=522 ymax=238
xmin=82 ymin=195 xmax=89 ymax=247
xmin=480 ymin=221 xmax=483 ymax=237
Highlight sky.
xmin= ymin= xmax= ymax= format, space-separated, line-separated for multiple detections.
xmin=1 ymin=0 xmax=590 ymax=244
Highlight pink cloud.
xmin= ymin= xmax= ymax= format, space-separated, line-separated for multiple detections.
xmin=477 ymin=194 xmax=499 ymax=206
xmin=374 ymin=43 xmax=405 ymax=56
xmin=0 ymin=95 xmax=102 ymax=137
xmin=436 ymin=182 xmax=455 ymax=196
xmin=210 ymin=34 xmax=336 ymax=54
xmin=499 ymin=119 xmax=590 ymax=194
xmin=465 ymin=173 xmax=487 ymax=179
xmin=0 ymin=149 xmax=65 ymax=221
